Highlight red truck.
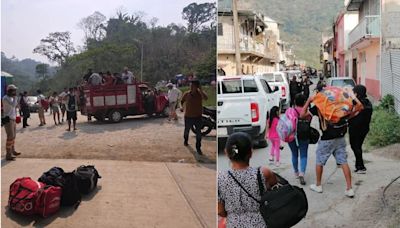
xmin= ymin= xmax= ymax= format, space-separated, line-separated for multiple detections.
xmin=81 ymin=82 xmax=169 ymax=123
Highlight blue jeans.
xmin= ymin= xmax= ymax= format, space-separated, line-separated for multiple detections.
xmin=288 ymin=139 xmax=309 ymax=175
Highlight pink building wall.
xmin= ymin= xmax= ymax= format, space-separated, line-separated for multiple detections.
xmin=335 ymin=13 xmax=346 ymax=77
xmin=357 ymin=41 xmax=380 ymax=99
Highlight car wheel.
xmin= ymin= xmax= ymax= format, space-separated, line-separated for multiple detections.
xmin=255 ymin=139 xmax=268 ymax=148
xmin=109 ymin=110 xmax=123 ymax=123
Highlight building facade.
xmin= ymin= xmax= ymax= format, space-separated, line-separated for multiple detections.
xmin=347 ymin=0 xmax=381 ymax=100
xmin=381 ymin=0 xmax=400 ymax=113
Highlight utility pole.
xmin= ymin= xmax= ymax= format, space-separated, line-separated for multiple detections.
xmin=232 ymin=0 xmax=241 ymax=75
xmin=140 ymin=42 xmax=143 ymax=82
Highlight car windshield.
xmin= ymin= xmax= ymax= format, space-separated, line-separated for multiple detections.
xmin=221 ymin=79 xmax=242 ymax=94
xmin=27 ymin=96 xmax=37 ymax=103
xmin=331 ymin=79 xmax=355 ymax=87
xmin=263 ymin=73 xmax=275 ymax=82
xmin=220 ymin=78 xmax=258 ymax=94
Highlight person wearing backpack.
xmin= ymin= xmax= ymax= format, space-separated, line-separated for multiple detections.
xmin=289 ymin=94 xmax=311 ymax=185
xmin=268 ymin=106 xmax=281 ymax=167
xmin=349 ymin=85 xmax=373 ymax=174
xmin=300 ymin=90 xmax=362 ymax=198
xmin=218 ymin=132 xmax=278 ymax=227
xmin=66 ymin=88 xmax=78 ymax=131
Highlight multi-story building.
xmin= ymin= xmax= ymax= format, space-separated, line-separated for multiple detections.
xmin=334 ymin=5 xmax=359 ymax=78
xmin=218 ymin=9 xmax=279 ymax=75
xmin=321 ymin=35 xmax=335 ymax=77
xmin=346 ymin=0 xmax=381 ymax=100
xmin=381 ymin=0 xmax=400 ymax=113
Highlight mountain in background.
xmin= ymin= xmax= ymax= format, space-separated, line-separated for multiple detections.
xmin=1 ymin=52 xmax=57 ymax=92
xmin=218 ymin=0 xmax=344 ymax=68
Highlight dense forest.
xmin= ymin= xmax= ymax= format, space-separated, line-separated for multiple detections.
xmin=219 ymin=0 xmax=343 ymax=68
xmin=32 ymin=2 xmax=216 ymax=93
xmin=1 ymin=52 xmax=57 ymax=92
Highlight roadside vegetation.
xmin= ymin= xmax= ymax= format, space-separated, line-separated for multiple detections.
xmin=366 ymin=95 xmax=400 ymax=148
xmin=29 ymin=2 xmax=216 ymax=94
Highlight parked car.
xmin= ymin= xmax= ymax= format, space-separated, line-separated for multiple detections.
xmin=27 ymin=96 xmax=39 ymax=112
xmin=326 ymin=77 xmax=356 ymax=88
xmin=257 ymin=72 xmax=290 ymax=110
xmin=217 ymin=75 xmax=280 ymax=148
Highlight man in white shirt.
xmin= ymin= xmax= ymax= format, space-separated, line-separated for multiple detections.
xmin=122 ymin=67 xmax=135 ymax=84
xmin=37 ymin=90 xmax=47 ymax=126
xmin=2 ymin=84 xmax=21 ymax=160
xmin=88 ymin=72 xmax=103 ymax=86
xmin=167 ymin=83 xmax=182 ymax=121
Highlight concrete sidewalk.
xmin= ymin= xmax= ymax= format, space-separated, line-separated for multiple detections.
xmin=1 ymin=158 xmax=216 ymax=228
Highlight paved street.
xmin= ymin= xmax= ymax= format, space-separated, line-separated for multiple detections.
xmin=218 ymin=116 xmax=400 ymax=227
xmin=2 ymin=158 xmax=216 ymax=228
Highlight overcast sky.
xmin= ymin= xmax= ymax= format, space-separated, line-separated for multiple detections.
xmin=1 ymin=0 xmax=211 ymax=64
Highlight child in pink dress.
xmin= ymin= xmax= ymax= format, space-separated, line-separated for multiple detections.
xmin=268 ymin=106 xmax=281 ymax=166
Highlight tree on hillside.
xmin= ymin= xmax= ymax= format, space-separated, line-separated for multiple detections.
xmin=33 ymin=32 xmax=76 ymax=66
xmin=182 ymin=2 xmax=216 ymax=32
xmin=35 ymin=63 xmax=49 ymax=80
xmin=77 ymin=11 xmax=107 ymax=44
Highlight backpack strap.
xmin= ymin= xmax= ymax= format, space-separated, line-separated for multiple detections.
xmin=257 ymin=167 xmax=265 ymax=197
xmin=228 ymin=171 xmax=260 ymax=204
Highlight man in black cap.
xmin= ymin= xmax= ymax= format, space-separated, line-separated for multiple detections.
xmin=349 ymin=85 xmax=373 ymax=174
xmin=181 ymin=79 xmax=208 ymax=155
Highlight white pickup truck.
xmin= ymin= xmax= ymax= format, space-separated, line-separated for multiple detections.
xmin=257 ymin=72 xmax=290 ymax=110
xmin=217 ymin=75 xmax=280 ymax=148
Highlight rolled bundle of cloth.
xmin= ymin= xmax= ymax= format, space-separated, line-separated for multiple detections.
xmin=313 ymin=86 xmax=364 ymax=124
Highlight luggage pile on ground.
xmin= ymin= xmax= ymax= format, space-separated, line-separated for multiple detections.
xmin=8 ymin=165 xmax=101 ymax=217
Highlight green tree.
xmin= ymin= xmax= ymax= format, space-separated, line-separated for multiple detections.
xmin=35 ymin=63 xmax=49 ymax=80
xmin=33 ymin=31 xmax=76 ymax=66
xmin=182 ymin=2 xmax=216 ymax=32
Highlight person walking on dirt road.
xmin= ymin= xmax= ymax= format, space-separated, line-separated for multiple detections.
xmin=37 ymin=90 xmax=47 ymax=126
xmin=2 ymin=84 xmax=22 ymax=160
xmin=49 ymin=92 xmax=61 ymax=125
xmin=66 ymin=88 xmax=78 ymax=131
xmin=20 ymin=91 xmax=30 ymax=128
xmin=349 ymin=85 xmax=373 ymax=174
xmin=181 ymin=79 xmax=208 ymax=155
xmin=300 ymin=91 xmax=362 ymax=198
xmin=167 ymin=83 xmax=182 ymax=121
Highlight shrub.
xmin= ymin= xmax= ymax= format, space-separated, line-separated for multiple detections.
xmin=366 ymin=108 xmax=400 ymax=147
xmin=378 ymin=94 xmax=395 ymax=112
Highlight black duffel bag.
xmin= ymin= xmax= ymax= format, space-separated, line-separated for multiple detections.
xmin=228 ymin=168 xmax=308 ymax=228
xmin=38 ymin=167 xmax=81 ymax=207
xmin=73 ymin=165 xmax=101 ymax=195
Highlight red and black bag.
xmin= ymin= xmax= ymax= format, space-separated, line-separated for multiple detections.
xmin=8 ymin=177 xmax=45 ymax=216
xmin=35 ymin=185 xmax=62 ymax=217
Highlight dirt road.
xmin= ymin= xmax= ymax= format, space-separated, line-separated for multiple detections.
xmin=1 ymin=112 xmax=216 ymax=163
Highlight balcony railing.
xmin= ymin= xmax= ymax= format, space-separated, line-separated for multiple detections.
xmin=217 ymin=35 xmax=278 ymax=59
xmin=348 ymin=15 xmax=380 ymax=48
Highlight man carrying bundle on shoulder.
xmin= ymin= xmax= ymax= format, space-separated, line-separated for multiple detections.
xmin=300 ymin=86 xmax=363 ymax=198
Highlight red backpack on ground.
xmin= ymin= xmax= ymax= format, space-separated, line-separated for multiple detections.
xmin=8 ymin=177 xmax=62 ymax=217
xmin=8 ymin=177 xmax=45 ymax=216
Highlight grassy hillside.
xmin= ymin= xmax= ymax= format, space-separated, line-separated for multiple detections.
xmin=219 ymin=0 xmax=344 ymax=68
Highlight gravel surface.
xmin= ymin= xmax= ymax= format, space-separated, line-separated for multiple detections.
xmin=1 ymin=112 xmax=216 ymax=163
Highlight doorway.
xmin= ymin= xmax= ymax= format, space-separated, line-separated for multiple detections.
xmin=352 ymin=58 xmax=357 ymax=83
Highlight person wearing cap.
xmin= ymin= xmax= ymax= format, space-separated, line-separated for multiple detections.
xmin=121 ymin=67 xmax=135 ymax=84
xmin=180 ymin=79 xmax=208 ymax=155
xmin=218 ymin=132 xmax=278 ymax=227
xmin=349 ymin=85 xmax=373 ymax=174
xmin=2 ymin=84 xmax=21 ymax=160
xmin=167 ymin=83 xmax=182 ymax=121
xmin=37 ymin=89 xmax=47 ymax=126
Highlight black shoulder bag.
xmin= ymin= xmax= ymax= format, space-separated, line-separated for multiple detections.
xmin=228 ymin=168 xmax=308 ymax=228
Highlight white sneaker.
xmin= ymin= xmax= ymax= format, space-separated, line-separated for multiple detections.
xmin=275 ymin=161 xmax=281 ymax=167
xmin=310 ymin=184 xmax=323 ymax=193
xmin=345 ymin=188 xmax=355 ymax=198
xmin=269 ymin=157 xmax=274 ymax=164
